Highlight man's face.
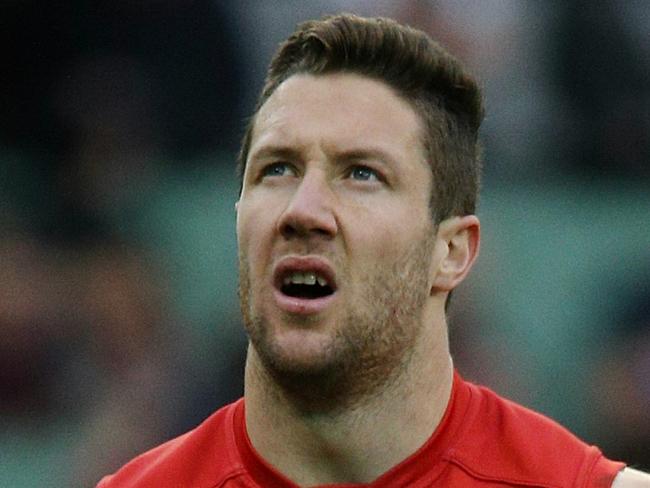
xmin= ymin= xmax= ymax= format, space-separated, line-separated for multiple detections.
xmin=237 ymin=73 xmax=438 ymax=402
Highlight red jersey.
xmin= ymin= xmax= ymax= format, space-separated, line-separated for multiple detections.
xmin=97 ymin=372 xmax=624 ymax=487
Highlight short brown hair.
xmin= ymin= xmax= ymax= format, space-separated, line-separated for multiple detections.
xmin=238 ymin=13 xmax=484 ymax=223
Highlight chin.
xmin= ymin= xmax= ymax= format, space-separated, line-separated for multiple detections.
xmin=259 ymin=330 xmax=342 ymax=375
xmin=261 ymin=349 xmax=351 ymax=412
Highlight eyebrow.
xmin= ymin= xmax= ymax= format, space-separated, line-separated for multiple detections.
xmin=248 ymin=145 xmax=303 ymax=164
xmin=248 ymin=144 xmax=397 ymax=169
xmin=334 ymin=148 xmax=396 ymax=168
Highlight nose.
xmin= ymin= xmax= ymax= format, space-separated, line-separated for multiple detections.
xmin=277 ymin=170 xmax=338 ymax=239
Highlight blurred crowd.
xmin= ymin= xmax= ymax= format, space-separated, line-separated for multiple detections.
xmin=1 ymin=1 xmax=648 ymax=486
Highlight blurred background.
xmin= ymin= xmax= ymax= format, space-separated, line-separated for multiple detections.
xmin=1 ymin=1 xmax=648 ymax=485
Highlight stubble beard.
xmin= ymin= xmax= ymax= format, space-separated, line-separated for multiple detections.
xmin=238 ymin=233 xmax=435 ymax=414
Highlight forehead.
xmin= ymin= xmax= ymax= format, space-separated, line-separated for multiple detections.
xmin=248 ymin=73 xmax=425 ymax=161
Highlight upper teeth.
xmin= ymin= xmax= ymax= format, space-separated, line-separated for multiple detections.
xmin=283 ymin=272 xmax=328 ymax=287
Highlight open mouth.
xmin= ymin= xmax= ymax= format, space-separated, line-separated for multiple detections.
xmin=281 ymin=271 xmax=335 ymax=299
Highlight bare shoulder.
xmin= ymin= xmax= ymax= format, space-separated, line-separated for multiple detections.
xmin=612 ymin=468 xmax=650 ymax=487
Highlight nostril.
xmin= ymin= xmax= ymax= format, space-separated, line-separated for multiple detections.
xmin=280 ymin=222 xmax=334 ymax=239
xmin=275 ymin=181 xmax=338 ymax=238
xmin=278 ymin=214 xmax=335 ymax=239
xmin=279 ymin=222 xmax=299 ymax=239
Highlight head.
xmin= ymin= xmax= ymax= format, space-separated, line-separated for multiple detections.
xmin=236 ymin=14 xmax=483 ymax=409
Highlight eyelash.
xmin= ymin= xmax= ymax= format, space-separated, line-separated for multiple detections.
xmin=260 ymin=162 xmax=295 ymax=179
xmin=347 ymin=165 xmax=381 ymax=182
xmin=258 ymin=162 xmax=383 ymax=184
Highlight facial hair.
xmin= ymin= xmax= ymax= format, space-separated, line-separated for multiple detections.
xmin=238 ymin=230 xmax=435 ymax=414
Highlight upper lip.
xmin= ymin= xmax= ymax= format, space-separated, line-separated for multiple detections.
xmin=273 ymin=256 xmax=338 ymax=292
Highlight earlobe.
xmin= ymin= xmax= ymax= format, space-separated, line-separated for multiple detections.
xmin=431 ymin=215 xmax=480 ymax=292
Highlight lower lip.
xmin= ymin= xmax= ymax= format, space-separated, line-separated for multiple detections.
xmin=273 ymin=289 xmax=337 ymax=315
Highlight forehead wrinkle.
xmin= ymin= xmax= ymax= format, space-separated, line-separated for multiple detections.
xmin=251 ymin=116 xmax=423 ymax=169
xmin=247 ymin=116 xmax=311 ymax=166
xmin=249 ymin=72 xmax=430 ymax=174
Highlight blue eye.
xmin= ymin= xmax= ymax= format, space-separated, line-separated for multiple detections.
xmin=349 ymin=166 xmax=379 ymax=181
xmin=262 ymin=162 xmax=294 ymax=178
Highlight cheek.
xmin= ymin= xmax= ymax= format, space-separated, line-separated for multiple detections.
xmin=348 ymin=218 xmax=409 ymax=265
xmin=237 ymin=204 xmax=260 ymax=261
xmin=237 ymin=194 xmax=266 ymax=238
xmin=238 ymin=222 xmax=262 ymax=262
xmin=237 ymin=200 xmax=279 ymax=269
xmin=350 ymin=220 xmax=434 ymax=285
xmin=356 ymin=206 xmax=429 ymax=251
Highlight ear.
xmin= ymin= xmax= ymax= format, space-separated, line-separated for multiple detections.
xmin=431 ymin=215 xmax=480 ymax=292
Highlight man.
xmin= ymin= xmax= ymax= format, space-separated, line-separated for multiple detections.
xmin=98 ymin=14 xmax=648 ymax=487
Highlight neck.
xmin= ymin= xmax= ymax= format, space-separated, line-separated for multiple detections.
xmin=243 ymin=318 xmax=453 ymax=486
